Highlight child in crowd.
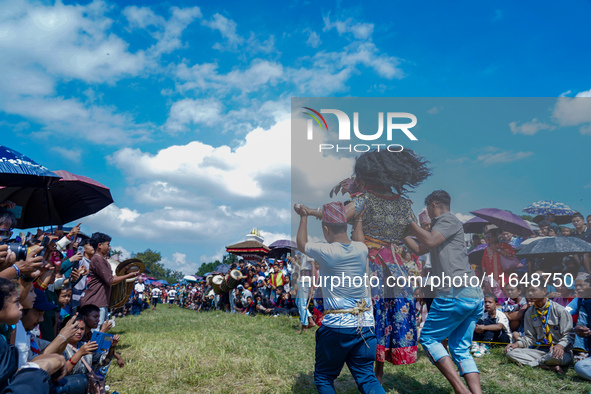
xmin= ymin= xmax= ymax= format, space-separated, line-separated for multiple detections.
xmin=472 ymin=294 xmax=511 ymax=357
xmin=505 ymin=283 xmax=574 ymax=374
xmin=547 ymin=278 xmax=575 ymax=308
xmin=57 ymin=287 xmax=73 ymax=324
xmin=502 ymin=284 xmax=528 ymax=341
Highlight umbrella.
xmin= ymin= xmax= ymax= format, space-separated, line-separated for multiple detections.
xmin=532 ymin=214 xmax=573 ymax=225
xmin=463 ymin=217 xmax=488 ymax=234
xmin=468 ymin=243 xmax=488 ymax=266
xmin=0 ymin=169 xmax=114 ymax=229
xmin=269 ymin=240 xmax=297 ymax=249
xmin=523 ymin=200 xmax=577 ymax=217
xmin=157 ymin=279 xmax=169 ymax=285
xmin=213 ymin=263 xmax=231 ymax=274
xmin=470 ymin=208 xmax=534 ymax=238
xmin=0 ymin=145 xmax=60 ymax=187
xmin=151 ymin=281 xmax=163 ymax=287
xmin=183 ymin=275 xmax=197 ymax=282
xmin=516 ymin=237 xmax=591 ymax=257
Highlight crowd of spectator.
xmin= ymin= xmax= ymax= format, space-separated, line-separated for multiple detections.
xmin=4 ymin=202 xmax=591 ymax=392
xmin=0 ymin=209 xmax=135 ymax=393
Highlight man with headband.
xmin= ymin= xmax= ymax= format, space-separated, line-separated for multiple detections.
xmin=294 ymin=201 xmax=385 ymax=394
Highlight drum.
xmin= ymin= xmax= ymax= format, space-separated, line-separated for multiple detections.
xmin=220 ymin=275 xmax=230 ymax=293
xmin=206 ymin=275 xmax=213 ymax=286
xmin=212 ymin=275 xmax=224 ymax=295
xmin=226 ymin=269 xmax=241 ymax=289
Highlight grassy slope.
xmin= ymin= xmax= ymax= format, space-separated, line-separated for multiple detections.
xmin=107 ymin=306 xmax=591 ymax=393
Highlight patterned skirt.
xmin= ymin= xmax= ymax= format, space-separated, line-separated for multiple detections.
xmin=368 ymin=244 xmax=417 ymax=365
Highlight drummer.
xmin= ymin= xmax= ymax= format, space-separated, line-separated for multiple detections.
xmin=80 ymin=232 xmax=140 ymax=326
xmin=294 ymin=202 xmax=385 ymax=394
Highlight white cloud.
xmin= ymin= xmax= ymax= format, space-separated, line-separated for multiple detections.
xmin=110 ymin=245 xmax=132 ymax=260
xmin=455 ymin=212 xmax=474 ymax=223
xmin=174 ymin=59 xmax=284 ymax=96
xmin=0 ymin=1 xmax=200 ymax=145
xmin=477 ymin=149 xmax=534 ymax=165
xmin=202 ymin=13 xmax=243 ymax=51
xmin=323 ymin=17 xmax=374 ymax=40
xmin=427 ymin=106 xmax=442 ymax=115
xmin=0 ymin=0 xmax=147 ymax=85
xmin=161 ymin=252 xmax=199 ymax=275
xmin=112 ymin=118 xmax=291 ymax=199
xmin=289 ymin=41 xmax=402 ymax=94
xmin=509 ymin=118 xmax=556 ymax=135
xmin=51 ymin=146 xmax=82 ymax=163
xmin=305 ymin=29 xmax=321 ymax=48
xmin=552 ymin=93 xmax=591 ymax=134
xmin=5 ymin=96 xmax=152 ymax=145
xmin=123 ymin=5 xmax=201 ymax=56
xmin=164 ymin=98 xmax=223 ymax=133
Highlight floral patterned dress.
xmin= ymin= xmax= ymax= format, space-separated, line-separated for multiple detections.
xmin=353 ymin=191 xmax=417 ymax=365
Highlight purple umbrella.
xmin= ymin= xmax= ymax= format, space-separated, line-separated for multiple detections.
xmin=463 ymin=217 xmax=489 ymax=234
xmin=269 ymin=239 xmax=297 ymax=249
xmin=470 ymin=208 xmax=534 ymax=238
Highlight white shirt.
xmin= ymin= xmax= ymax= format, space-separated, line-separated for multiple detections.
xmin=151 ymin=288 xmax=162 ymax=297
xmin=483 ymin=309 xmax=511 ymax=334
xmin=134 ymin=283 xmax=145 ymax=299
xmin=305 ymin=241 xmax=374 ymax=328
xmin=168 ymin=289 xmax=177 ymax=299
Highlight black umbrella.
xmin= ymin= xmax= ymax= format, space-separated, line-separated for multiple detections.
xmin=0 ymin=170 xmax=113 ymax=229
xmin=468 ymin=243 xmax=488 ymax=266
xmin=463 ymin=217 xmax=488 ymax=234
xmin=516 ymin=237 xmax=591 ymax=257
xmin=0 ymin=145 xmax=60 ymax=187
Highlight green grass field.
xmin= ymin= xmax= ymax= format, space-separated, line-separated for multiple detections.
xmin=106 ymin=306 xmax=591 ymax=393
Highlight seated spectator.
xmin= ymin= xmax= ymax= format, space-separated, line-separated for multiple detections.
xmin=17 ymin=288 xmax=78 ymax=361
xmin=547 ymin=278 xmax=574 ymax=307
xmin=254 ymin=294 xmax=274 ymax=315
xmin=505 ymin=283 xmax=575 ymax=374
xmin=273 ymin=292 xmax=298 ymax=316
xmin=573 ymin=298 xmax=591 ymax=379
xmin=501 ymin=284 xmax=528 ymax=340
xmin=562 ymin=227 xmax=572 ymax=237
xmin=472 ymin=294 xmax=511 ymax=357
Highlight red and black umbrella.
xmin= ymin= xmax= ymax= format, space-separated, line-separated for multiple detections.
xmin=0 ymin=170 xmax=113 ymax=229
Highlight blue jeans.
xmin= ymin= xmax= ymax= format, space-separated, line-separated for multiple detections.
xmin=296 ymin=280 xmax=311 ymax=326
xmin=315 ymin=325 xmax=385 ymax=394
xmin=419 ymin=287 xmax=484 ymax=376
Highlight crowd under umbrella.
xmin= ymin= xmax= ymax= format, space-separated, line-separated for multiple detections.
xmin=268 ymin=239 xmax=297 ymax=259
xmin=516 ymin=237 xmax=591 ymax=258
xmin=0 ymin=145 xmax=61 ymax=187
xmin=0 ymin=169 xmax=114 ymax=229
xmin=523 ymin=200 xmax=577 ymax=225
xmin=470 ymin=208 xmax=534 ymax=238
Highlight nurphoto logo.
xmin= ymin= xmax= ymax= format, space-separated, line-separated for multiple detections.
xmin=302 ymin=107 xmax=418 ymax=153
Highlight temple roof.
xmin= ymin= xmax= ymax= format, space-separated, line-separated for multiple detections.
xmin=226 ymin=240 xmax=270 ymax=254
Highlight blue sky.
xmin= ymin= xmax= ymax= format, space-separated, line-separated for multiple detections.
xmin=1 ymin=0 xmax=590 ymax=274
